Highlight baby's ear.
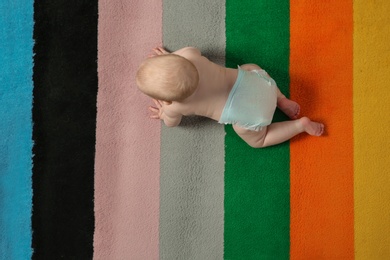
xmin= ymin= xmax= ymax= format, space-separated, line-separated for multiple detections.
xmin=162 ymin=101 xmax=172 ymax=105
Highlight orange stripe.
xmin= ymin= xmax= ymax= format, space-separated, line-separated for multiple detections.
xmin=289 ymin=1 xmax=354 ymax=259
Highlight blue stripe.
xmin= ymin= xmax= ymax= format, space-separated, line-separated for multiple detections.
xmin=0 ymin=0 xmax=33 ymax=259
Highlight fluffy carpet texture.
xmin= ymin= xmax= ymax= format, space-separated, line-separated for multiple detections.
xmin=0 ymin=0 xmax=33 ymax=259
xmin=1 ymin=0 xmax=389 ymax=259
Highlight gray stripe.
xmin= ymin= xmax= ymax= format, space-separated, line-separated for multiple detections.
xmin=161 ymin=1 xmax=225 ymax=259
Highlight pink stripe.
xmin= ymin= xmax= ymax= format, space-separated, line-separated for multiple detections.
xmin=94 ymin=1 xmax=162 ymax=259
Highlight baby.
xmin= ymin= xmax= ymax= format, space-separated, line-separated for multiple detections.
xmin=136 ymin=47 xmax=324 ymax=148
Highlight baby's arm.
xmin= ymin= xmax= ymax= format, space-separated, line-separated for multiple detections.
xmin=164 ymin=116 xmax=182 ymax=127
xmin=150 ymin=46 xmax=202 ymax=65
xmin=162 ymin=107 xmax=182 ymax=127
xmin=149 ymin=99 xmax=182 ymax=127
xmin=174 ymin=46 xmax=200 ymax=55
xmin=173 ymin=47 xmax=201 ymax=59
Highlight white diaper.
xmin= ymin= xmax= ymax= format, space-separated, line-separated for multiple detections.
xmin=219 ymin=67 xmax=277 ymax=131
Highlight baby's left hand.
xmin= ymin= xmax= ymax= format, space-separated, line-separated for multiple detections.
xmin=148 ymin=99 xmax=164 ymax=120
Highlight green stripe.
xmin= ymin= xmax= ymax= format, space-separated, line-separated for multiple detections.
xmin=224 ymin=1 xmax=290 ymax=259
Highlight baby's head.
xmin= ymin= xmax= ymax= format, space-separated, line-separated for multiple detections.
xmin=136 ymin=54 xmax=199 ymax=102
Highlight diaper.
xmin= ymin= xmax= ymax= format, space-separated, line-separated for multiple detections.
xmin=219 ymin=67 xmax=277 ymax=131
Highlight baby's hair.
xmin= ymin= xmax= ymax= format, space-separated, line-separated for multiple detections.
xmin=136 ymin=54 xmax=199 ymax=102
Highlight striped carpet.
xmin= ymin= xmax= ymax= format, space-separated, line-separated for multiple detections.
xmin=1 ymin=0 xmax=389 ymax=259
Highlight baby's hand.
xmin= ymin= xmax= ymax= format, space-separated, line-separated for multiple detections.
xmin=148 ymin=99 xmax=164 ymax=120
xmin=148 ymin=47 xmax=170 ymax=58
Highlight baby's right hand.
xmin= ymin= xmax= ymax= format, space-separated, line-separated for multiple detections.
xmin=148 ymin=47 xmax=169 ymax=58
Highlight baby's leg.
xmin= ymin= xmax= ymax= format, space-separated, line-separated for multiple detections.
xmin=240 ymin=64 xmax=300 ymax=119
xmin=276 ymin=87 xmax=300 ymax=119
xmin=233 ymin=117 xmax=324 ymax=148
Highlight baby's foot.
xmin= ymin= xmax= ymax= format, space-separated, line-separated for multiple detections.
xmin=277 ymin=97 xmax=300 ymax=119
xmin=300 ymin=117 xmax=324 ymax=136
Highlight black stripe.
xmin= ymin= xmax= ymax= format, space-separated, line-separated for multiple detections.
xmin=32 ymin=1 xmax=97 ymax=258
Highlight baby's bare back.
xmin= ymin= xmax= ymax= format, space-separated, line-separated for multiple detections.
xmin=170 ymin=49 xmax=238 ymax=121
